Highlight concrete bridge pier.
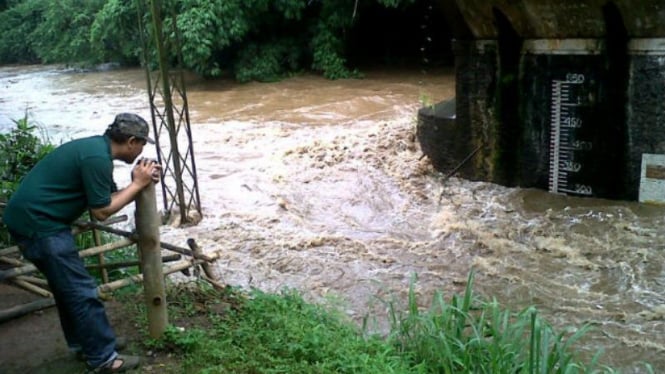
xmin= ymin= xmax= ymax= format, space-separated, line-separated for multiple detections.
xmin=417 ymin=0 xmax=665 ymax=201
xmin=519 ymin=39 xmax=621 ymax=198
xmin=452 ymin=39 xmax=498 ymax=182
xmin=624 ymin=39 xmax=665 ymax=199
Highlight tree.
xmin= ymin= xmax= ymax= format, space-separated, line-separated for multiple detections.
xmin=90 ymin=0 xmax=142 ymax=65
xmin=0 ymin=0 xmax=44 ymax=63
xmin=0 ymin=0 xmax=419 ymax=80
xmin=30 ymin=0 xmax=106 ymax=65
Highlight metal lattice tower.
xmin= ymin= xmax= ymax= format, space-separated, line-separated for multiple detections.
xmin=136 ymin=0 xmax=201 ymax=225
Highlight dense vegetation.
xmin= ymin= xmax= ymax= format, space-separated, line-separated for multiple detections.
xmin=122 ymin=273 xmax=650 ymax=373
xmin=0 ymin=0 xmax=451 ymax=81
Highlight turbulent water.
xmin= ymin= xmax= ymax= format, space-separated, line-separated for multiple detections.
xmin=2 ymin=65 xmax=665 ymax=372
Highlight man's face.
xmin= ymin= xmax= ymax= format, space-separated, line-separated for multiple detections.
xmin=123 ymin=137 xmax=146 ymax=164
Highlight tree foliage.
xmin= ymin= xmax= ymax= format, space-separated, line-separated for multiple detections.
xmin=90 ymin=0 xmax=144 ymax=65
xmin=0 ymin=0 xmax=43 ymax=64
xmin=31 ymin=0 xmax=106 ymax=64
xmin=0 ymin=0 xmax=416 ymax=80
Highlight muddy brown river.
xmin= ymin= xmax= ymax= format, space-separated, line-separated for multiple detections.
xmin=2 ymin=65 xmax=665 ymax=372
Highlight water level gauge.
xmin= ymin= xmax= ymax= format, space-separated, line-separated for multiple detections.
xmin=549 ymin=73 xmax=595 ymax=196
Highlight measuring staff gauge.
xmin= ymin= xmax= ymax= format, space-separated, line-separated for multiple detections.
xmin=549 ymin=73 xmax=595 ymax=196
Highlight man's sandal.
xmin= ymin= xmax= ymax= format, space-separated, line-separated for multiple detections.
xmin=89 ymin=354 xmax=140 ymax=373
xmin=75 ymin=337 xmax=128 ymax=361
xmin=115 ymin=337 xmax=128 ymax=351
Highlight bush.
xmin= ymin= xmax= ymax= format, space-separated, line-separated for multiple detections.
xmin=233 ymin=39 xmax=304 ymax=82
xmin=0 ymin=114 xmax=54 ymax=244
xmin=0 ymin=114 xmax=54 ymax=202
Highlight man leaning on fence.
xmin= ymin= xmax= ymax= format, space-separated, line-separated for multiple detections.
xmin=2 ymin=113 xmax=161 ymax=373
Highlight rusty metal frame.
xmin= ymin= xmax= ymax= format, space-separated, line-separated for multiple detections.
xmin=136 ymin=0 xmax=201 ymax=225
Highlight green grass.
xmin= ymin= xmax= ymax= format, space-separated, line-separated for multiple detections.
xmin=141 ymin=283 xmax=411 ymax=373
xmin=117 ymin=271 xmax=655 ymax=374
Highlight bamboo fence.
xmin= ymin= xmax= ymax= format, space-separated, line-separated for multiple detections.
xmin=0 ymin=184 xmax=219 ymax=336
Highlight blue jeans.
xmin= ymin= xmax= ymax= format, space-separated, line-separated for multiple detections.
xmin=11 ymin=229 xmax=117 ymax=368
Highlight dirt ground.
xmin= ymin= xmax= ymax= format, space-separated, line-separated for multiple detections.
xmin=0 ymin=283 xmax=166 ymax=373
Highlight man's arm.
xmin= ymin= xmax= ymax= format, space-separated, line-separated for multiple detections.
xmin=90 ymin=159 xmax=161 ymax=221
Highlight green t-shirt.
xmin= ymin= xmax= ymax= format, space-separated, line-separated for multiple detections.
xmin=3 ymin=135 xmax=117 ymax=238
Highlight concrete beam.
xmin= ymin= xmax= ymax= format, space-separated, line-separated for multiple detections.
xmin=613 ymin=1 xmax=665 ymax=37
xmin=443 ymin=0 xmax=665 ymax=39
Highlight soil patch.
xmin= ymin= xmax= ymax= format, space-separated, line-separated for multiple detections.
xmin=0 ymin=283 xmax=178 ymax=373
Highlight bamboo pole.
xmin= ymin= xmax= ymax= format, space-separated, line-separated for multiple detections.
xmin=73 ymin=215 xmax=129 ymax=232
xmin=85 ymin=254 xmax=181 ymax=271
xmin=78 ymin=238 xmax=135 ymax=258
xmin=0 ymin=263 xmax=36 ymax=281
xmin=98 ymin=250 xmax=222 ymax=293
xmin=0 ymin=215 xmax=129 ymax=257
xmin=80 ymin=221 xmax=213 ymax=261
xmin=0 ymin=245 xmax=19 ymax=257
xmin=201 ymin=274 xmax=227 ymax=291
xmin=10 ymin=278 xmax=52 ymax=298
xmin=15 ymin=275 xmax=48 ymax=287
xmin=0 ymin=298 xmax=56 ymax=323
xmin=92 ymin=226 xmax=109 ymax=283
xmin=187 ymin=238 xmax=216 ymax=280
xmin=0 ymin=238 xmax=134 ymax=281
xmin=0 ymin=255 xmax=24 ymax=266
xmin=135 ymin=182 xmax=167 ymax=338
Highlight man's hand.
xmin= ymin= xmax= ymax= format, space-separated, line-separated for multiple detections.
xmin=132 ymin=158 xmax=162 ymax=187
xmin=92 ymin=159 xmax=162 ymax=221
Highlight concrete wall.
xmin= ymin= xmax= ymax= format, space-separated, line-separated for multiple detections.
xmin=429 ymin=0 xmax=665 ymax=200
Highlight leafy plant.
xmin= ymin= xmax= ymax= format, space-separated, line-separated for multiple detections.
xmin=0 ymin=113 xmax=55 ymax=244
xmin=0 ymin=114 xmax=54 ymax=203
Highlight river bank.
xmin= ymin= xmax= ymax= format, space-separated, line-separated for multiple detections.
xmin=2 ymin=64 xmax=665 ymax=372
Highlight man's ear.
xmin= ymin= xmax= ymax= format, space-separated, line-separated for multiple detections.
xmin=128 ymin=136 xmax=140 ymax=147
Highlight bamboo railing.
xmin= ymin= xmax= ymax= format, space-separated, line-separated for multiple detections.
xmin=0 ymin=183 xmax=218 ymax=334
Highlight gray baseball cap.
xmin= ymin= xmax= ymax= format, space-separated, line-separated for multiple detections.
xmin=109 ymin=113 xmax=155 ymax=144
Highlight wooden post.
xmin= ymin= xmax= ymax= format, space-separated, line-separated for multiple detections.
xmin=135 ymin=182 xmax=167 ymax=339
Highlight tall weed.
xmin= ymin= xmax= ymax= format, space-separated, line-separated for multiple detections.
xmin=383 ymin=271 xmax=628 ymax=373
